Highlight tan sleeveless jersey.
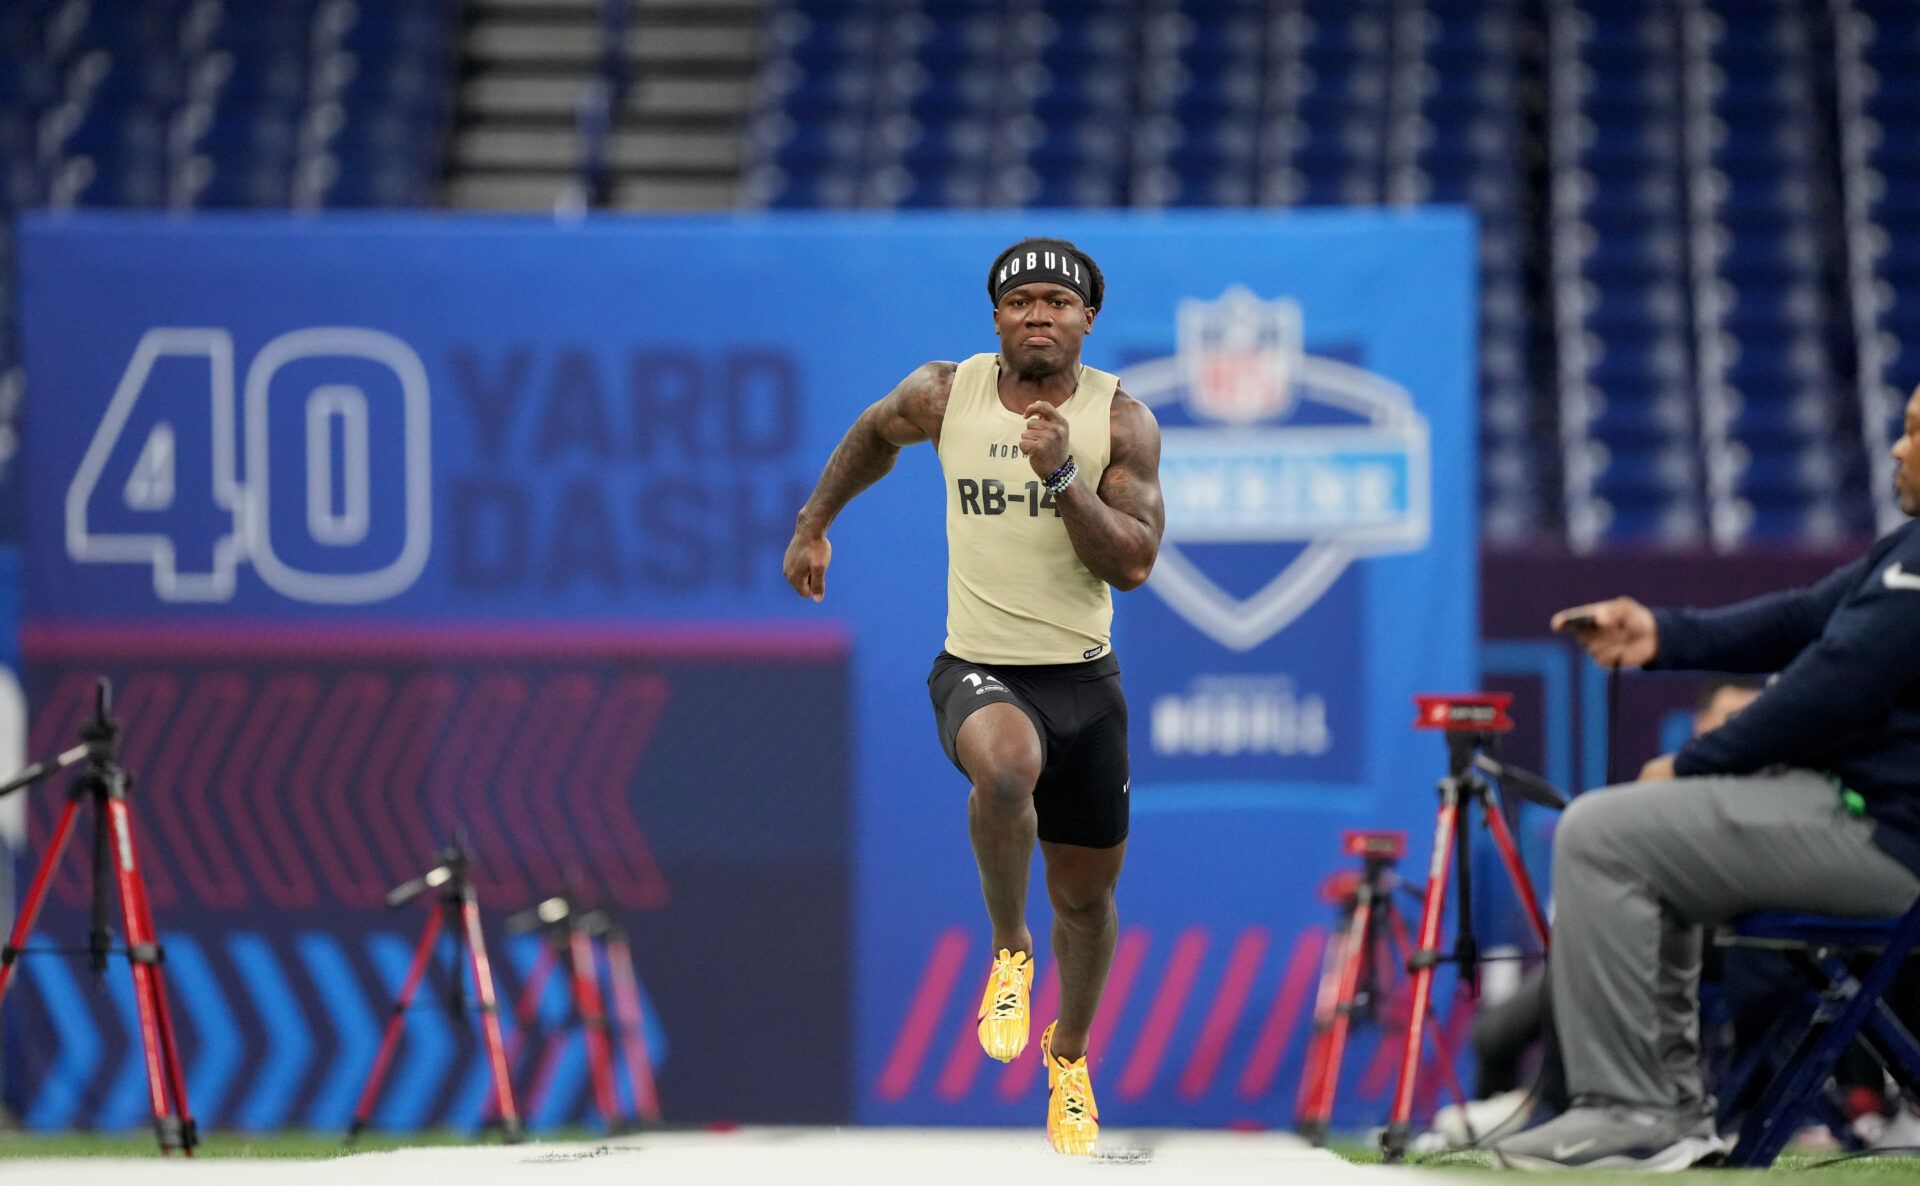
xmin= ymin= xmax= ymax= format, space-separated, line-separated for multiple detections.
xmin=936 ymin=352 xmax=1119 ymax=665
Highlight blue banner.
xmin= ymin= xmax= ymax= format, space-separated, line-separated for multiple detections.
xmin=14 ymin=210 xmax=1474 ymax=1132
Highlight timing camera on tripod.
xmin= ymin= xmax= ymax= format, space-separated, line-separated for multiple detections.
xmin=1293 ymin=693 xmax=1563 ymax=1161
xmin=350 ymin=835 xmax=523 ymax=1143
xmin=0 ymin=677 xmax=196 ymax=1155
xmin=1381 ymin=693 xmax=1563 ymax=1162
xmin=499 ymin=891 xmax=662 ymax=1132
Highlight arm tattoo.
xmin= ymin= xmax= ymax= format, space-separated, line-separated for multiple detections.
xmin=795 ymin=362 xmax=954 ymax=535
xmin=1056 ymin=390 xmax=1166 ymax=591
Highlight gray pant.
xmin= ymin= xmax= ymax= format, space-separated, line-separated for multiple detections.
xmin=1551 ymin=768 xmax=1920 ymax=1110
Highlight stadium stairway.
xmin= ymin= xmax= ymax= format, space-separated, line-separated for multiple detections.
xmin=445 ymin=0 xmax=762 ymax=210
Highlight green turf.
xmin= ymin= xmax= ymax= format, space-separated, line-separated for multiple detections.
xmin=0 ymin=1129 xmax=590 ymax=1159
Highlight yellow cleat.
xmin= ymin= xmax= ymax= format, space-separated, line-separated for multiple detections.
xmin=1041 ymin=1020 xmax=1099 ymax=1156
xmin=976 ymin=948 xmax=1035 ymax=1062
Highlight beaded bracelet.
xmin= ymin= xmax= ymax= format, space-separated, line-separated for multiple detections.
xmin=1043 ymin=456 xmax=1078 ymax=495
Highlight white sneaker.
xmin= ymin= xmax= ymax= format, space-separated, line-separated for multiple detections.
xmin=1493 ymin=1101 xmax=1725 ymax=1172
xmin=1870 ymin=1103 xmax=1920 ymax=1149
xmin=1431 ymin=1089 xmax=1534 ymax=1147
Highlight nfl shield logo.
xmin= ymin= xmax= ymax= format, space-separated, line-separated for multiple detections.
xmin=1177 ymin=286 xmax=1304 ymax=424
xmin=1124 ymin=286 xmax=1431 ymax=651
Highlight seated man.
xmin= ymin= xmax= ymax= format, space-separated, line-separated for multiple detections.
xmin=1436 ymin=679 xmax=1765 ymax=1148
xmin=1493 ymin=385 xmax=1920 ymax=1171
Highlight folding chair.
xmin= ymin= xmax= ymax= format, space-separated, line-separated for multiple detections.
xmin=1716 ymin=897 xmax=1920 ymax=1167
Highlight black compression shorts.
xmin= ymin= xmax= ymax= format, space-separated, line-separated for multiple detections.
xmin=927 ymin=649 xmax=1129 ymax=849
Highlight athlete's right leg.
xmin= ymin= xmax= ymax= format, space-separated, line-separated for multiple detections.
xmin=958 ymin=702 xmax=1044 ymax=958
xmin=959 ymin=702 xmax=1045 ymax=1062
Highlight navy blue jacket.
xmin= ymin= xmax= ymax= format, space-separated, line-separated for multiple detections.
xmin=1652 ymin=520 xmax=1920 ymax=873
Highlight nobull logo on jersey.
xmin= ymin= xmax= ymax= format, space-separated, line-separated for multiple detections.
xmin=1120 ymin=287 xmax=1432 ymax=651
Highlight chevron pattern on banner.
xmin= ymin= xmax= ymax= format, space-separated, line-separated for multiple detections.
xmin=11 ymin=931 xmax=667 ymax=1132
xmin=22 ymin=666 xmax=671 ymax=912
xmin=7 ymin=643 xmax=853 ymax=1130
xmin=870 ymin=925 xmax=1474 ymax=1129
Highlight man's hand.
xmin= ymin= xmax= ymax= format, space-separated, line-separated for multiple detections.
xmin=1551 ymin=596 xmax=1660 ymax=668
xmin=1021 ymin=402 xmax=1071 ymax=477
xmin=783 ymin=530 xmax=831 ymax=602
xmin=1638 ymin=753 xmax=1677 ymax=783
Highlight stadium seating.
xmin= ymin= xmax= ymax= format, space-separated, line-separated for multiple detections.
xmin=1412 ymin=0 xmax=1539 ymax=547
xmin=1851 ymin=0 xmax=1920 ymax=532
xmin=5 ymin=0 xmax=1920 ymax=552
xmin=0 ymin=0 xmax=459 ymax=531
xmin=742 ymin=0 xmax=1920 ymax=552
xmin=1544 ymin=0 xmax=1707 ymax=548
xmin=0 ymin=0 xmax=451 ymax=212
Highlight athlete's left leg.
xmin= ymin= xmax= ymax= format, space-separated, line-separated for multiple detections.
xmin=1039 ymin=838 xmax=1126 ymax=1063
xmin=1037 ymin=838 xmax=1123 ymax=1155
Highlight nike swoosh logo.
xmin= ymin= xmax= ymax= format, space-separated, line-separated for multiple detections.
xmin=1885 ymin=562 xmax=1920 ymax=591
xmin=1551 ymin=1139 xmax=1599 ymax=1160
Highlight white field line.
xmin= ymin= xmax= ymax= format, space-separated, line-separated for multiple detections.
xmin=4 ymin=1127 xmax=1429 ymax=1186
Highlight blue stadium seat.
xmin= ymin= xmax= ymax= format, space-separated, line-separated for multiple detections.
xmin=0 ymin=155 xmax=41 ymax=207
xmin=63 ymin=153 xmax=167 ymax=206
xmin=759 ymin=165 xmax=860 ymax=208
xmin=1025 ymin=122 xmax=1128 ymax=171
xmin=0 ymin=59 xmax=56 ymax=107
xmin=319 ymin=166 xmax=430 ymax=208
xmin=191 ymin=159 xmax=295 ymax=207
xmin=786 ymin=0 xmax=874 ymax=17
xmin=1588 ymin=397 xmax=1693 ymax=446
xmin=1596 ymin=497 xmax=1705 ymax=548
xmin=1019 ymin=169 xmax=1123 ymax=207
xmin=767 ymin=121 xmax=863 ymax=170
xmin=1740 ymin=488 xmax=1855 ymax=543
xmin=1039 ymin=17 xmax=1136 ymax=68
xmin=1736 ymin=445 xmax=1840 ymax=496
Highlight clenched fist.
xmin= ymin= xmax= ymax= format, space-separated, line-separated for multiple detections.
xmin=1020 ymin=401 xmax=1071 ymax=478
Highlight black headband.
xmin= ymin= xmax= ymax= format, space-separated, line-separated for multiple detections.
xmin=989 ymin=239 xmax=1095 ymax=307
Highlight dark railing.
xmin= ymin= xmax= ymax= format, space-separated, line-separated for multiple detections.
xmin=575 ymin=0 xmax=632 ymax=209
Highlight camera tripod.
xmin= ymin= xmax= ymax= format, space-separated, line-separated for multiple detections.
xmin=349 ymin=839 xmax=522 ymax=1143
xmin=0 ymin=677 xmax=196 ymax=1155
xmin=1295 ymin=829 xmax=1472 ymax=1145
xmin=1380 ymin=694 xmax=1561 ymax=1163
xmin=497 ymin=893 xmax=661 ymax=1131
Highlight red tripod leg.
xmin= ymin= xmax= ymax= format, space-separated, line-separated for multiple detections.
xmin=1418 ymin=994 xmax=1476 ymax=1121
xmin=1386 ymin=908 xmax=1472 ymax=1121
xmin=1302 ymin=887 xmax=1375 ymax=1141
xmin=460 ymin=897 xmax=523 ymax=1139
xmin=116 ymin=807 xmax=195 ymax=1154
xmin=1293 ymin=920 xmax=1349 ymax=1132
xmin=1480 ymin=797 xmax=1550 ymax=950
xmin=605 ymin=934 xmax=662 ymax=1125
xmin=566 ymin=926 xmax=619 ymax=1130
xmin=483 ymin=943 xmax=557 ymax=1125
xmin=0 ymin=799 xmax=83 ymax=1006
xmin=350 ymin=905 xmax=445 ymax=1138
xmin=513 ymin=944 xmax=559 ymax=1054
xmin=105 ymin=799 xmax=188 ymax=1154
xmin=1386 ymin=790 xmax=1459 ymax=1158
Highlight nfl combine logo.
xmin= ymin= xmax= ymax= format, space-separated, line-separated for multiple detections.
xmin=1121 ymin=287 xmax=1433 ymax=651
xmin=1179 ymin=287 xmax=1303 ymax=425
